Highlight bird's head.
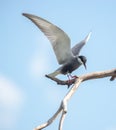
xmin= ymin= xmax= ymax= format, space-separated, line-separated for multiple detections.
xmin=78 ymin=56 xmax=87 ymax=69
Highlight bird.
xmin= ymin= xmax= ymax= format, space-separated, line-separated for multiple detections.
xmin=22 ymin=13 xmax=91 ymax=79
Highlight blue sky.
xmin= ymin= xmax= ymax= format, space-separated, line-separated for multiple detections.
xmin=0 ymin=0 xmax=116 ymax=130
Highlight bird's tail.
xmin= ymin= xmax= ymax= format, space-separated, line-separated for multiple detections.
xmin=47 ymin=70 xmax=61 ymax=77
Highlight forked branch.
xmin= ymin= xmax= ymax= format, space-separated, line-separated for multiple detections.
xmin=34 ymin=68 xmax=116 ymax=130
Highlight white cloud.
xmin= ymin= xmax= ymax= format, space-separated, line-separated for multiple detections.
xmin=29 ymin=51 xmax=49 ymax=78
xmin=28 ymin=36 xmax=55 ymax=79
xmin=0 ymin=77 xmax=23 ymax=107
xmin=0 ymin=76 xmax=24 ymax=129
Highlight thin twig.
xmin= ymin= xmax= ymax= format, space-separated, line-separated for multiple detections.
xmin=59 ymin=111 xmax=67 ymax=130
xmin=34 ymin=104 xmax=62 ymax=130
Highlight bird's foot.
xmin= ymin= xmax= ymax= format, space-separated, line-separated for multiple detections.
xmin=67 ymin=74 xmax=78 ymax=79
xmin=71 ymin=75 xmax=78 ymax=79
xmin=66 ymin=74 xmax=78 ymax=88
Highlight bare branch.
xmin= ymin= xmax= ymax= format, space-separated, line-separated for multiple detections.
xmin=45 ymin=74 xmax=76 ymax=87
xmin=80 ymin=68 xmax=116 ymax=81
xmin=34 ymin=68 xmax=116 ymax=130
xmin=46 ymin=68 xmax=116 ymax=86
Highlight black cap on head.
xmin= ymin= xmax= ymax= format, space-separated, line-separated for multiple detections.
xmin=79 ymin=56 xmax=87 ymax=69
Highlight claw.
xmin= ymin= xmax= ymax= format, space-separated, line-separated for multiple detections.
xmin=71 ymin=75 xmax=78 ymax=79
xmin=66 ymin=74 xmax=78 ymax=88
xmin=67 ymin=73 xmax=78 ymax=79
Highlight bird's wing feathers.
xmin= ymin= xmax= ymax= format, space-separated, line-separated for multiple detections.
xmin=23 ymin=13 xmax=74 ymax=64
xmin=71 ymin=32 xmax=92 ymax=56
xmin=71 ymin=41 xmax=85 ymax=56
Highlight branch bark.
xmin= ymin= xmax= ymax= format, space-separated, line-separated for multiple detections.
xmin=34 ymin=68 xmax=116 ymax=130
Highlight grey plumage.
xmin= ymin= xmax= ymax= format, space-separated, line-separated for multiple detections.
xmin=71 ymin=33 xmax=91 ymax=56
xmin=22 ymin=13 xmax=91 ymax=78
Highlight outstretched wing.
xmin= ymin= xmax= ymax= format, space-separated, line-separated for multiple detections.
xmin=23 ymin=13 xmax=74 ymax=64
xmin=71 ymin=32 xmax=92 ymax=56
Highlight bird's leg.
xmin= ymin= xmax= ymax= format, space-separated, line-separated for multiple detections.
xmin=66 ymin=73 xmax=78 ymax=88
xmin=66 ymin=74 xmax=72 ymax=88
xmin=67 ymin=73 xmax=71 ymax=82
